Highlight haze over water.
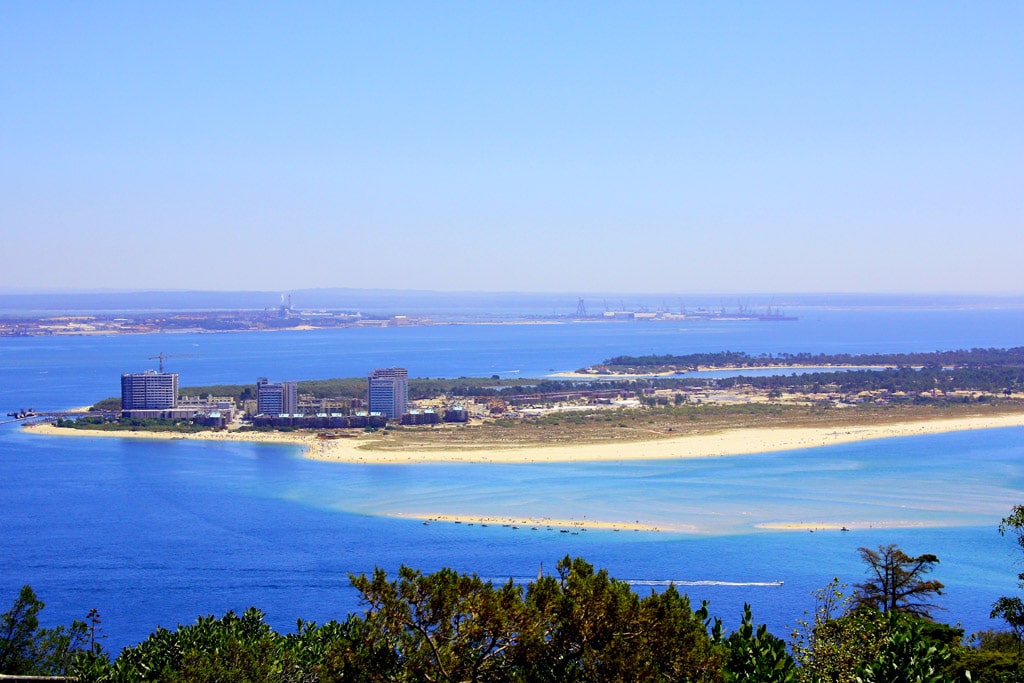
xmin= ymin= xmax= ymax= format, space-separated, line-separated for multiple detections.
xmin=2 ymin=304 xmax=1024 ymax=651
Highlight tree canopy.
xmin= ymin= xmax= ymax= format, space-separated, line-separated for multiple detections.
xmin=853 ymin=544 xmax=945 ymax=618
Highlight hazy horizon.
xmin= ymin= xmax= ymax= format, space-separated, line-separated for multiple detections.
xmin=3 ymin=287 xmax=1024 ymax=317
xmin=3 ymin=4 xmax=1022 ymax=294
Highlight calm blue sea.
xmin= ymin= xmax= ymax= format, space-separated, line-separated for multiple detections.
xmin=2 ymin=306 xmax=1024 ymax=652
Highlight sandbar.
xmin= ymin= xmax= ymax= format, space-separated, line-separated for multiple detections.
xmin=25 ymin=412 xmax=1024 ymax=465
xmin=755 ymin=521 xmax=948 ymax=532
xmin=394 ymin=513 xmax=686 ymax=533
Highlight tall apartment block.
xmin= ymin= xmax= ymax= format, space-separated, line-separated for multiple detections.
xmin=121 ymin=371 xmax=179 ymax=410
xmin=367 ymin=367 xmax=408 ymax=419
xmin=256 ymin=378 xmax=298 ymax=415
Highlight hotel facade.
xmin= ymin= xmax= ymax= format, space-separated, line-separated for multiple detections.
xmin=121 ymin=370 xmax=178 ymax=410
xmin=256 ymin=378 xmax=298 ymax=416
xmin=367 ymin=367 xmax=409 ymax=419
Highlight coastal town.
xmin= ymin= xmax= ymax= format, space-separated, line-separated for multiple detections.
xmin=107 ymin=366 xmax=474 ymax=430
xmin=12 ymin=346 xmax=1017 ymax=467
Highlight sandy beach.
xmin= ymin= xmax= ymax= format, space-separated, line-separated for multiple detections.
xmin=26 ymin=411 xmax=1024 ymax=465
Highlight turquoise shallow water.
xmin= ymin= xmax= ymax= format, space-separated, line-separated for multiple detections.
xmin=312 ymin=428 xmax=1024 ymax=534
xmin=2 ymin=422 xmax=1022 ymax=651
xmin=2 ymin=307 xmax=1024 ymax=650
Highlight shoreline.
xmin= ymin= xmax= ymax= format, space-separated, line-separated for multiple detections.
xmin=25 ymin=412 xmax=1024 ymax=465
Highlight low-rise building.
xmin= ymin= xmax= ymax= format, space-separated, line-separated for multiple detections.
xmin=401 ymin=409 xmax=439 ymax=426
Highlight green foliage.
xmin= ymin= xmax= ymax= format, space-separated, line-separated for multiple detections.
xmin=108 ymin=608 xmax=287 ymax=682
xmin=55 ymin=416 xmax=212 ymax=433
xmin=600 ymin=348 xmax=1024 ymax=373
xmin=790 ymin=573 xmax=974 ymax=679
xmin=855 ymin=614 xmax=957 ymax=683
xmin=0 ymin=585 xmax=91 ymax=676
xmin=791 ymin=578 xmax=871 ymax=683
xmin=989 ymin=505 xmax=1024 ymax=652
xmin=991 ymin=597 xmax=1024 ymax=647
xmin=998 ymin=506 xmax=1024 ymax=585
xmin=790 ymin=576 xmax=969 ymax=683
xmin=72 ymin=557 xmax=737 ymax=682
xmin=723 ymin=603 xmax=797 ymax=682
xmin=951 ymin=649 xmax=1024 ymax=682
xmin=89 ymin=397 xmax=122 ymax=411
xmin=533 ymin=557 xmax=725 ymax=681
xmin=594 ymin=348 xmax=1024 ymax=398
xmin=180 ymin=376 xmax=548 ymax=404
xmin=7 ymin=555 xmax=996 ymax=682
xmin=975 ymin=630 xmax=1022 ymax=653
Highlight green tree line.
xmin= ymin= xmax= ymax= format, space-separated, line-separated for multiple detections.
xmin=715 ymin=365 xmax=1024 ymax=396
xmin=84 ymin=348 xmax=1023 ymax=412
xmin=597 ymin=348 xmax=1024 ymax=372
xmin=9 ymin=532 xmax=1024 ymax=682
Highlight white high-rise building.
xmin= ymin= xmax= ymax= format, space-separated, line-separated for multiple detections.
xmin=367 ymin=368 xmax=408 ymax=419
xmin=121 ymin=371 xmax=178 ymax=410
xmin=256 ymin=378 xmax=298 ymax=415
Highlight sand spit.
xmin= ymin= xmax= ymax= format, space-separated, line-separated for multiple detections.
xmin=25 ymin=412 xmax=1024 ymax=465
xmin=393 ymin=513 xmax=691 ymax=533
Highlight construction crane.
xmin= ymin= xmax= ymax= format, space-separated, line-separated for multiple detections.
xmin=147 ymin=352 xmax=197 ymax=373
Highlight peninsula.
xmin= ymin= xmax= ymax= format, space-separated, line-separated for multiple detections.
xmin=27 ymin=406 xmax=1024 ymax=465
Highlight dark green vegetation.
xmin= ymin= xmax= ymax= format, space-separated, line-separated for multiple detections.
xmin=54 ymin=416 xmax=210 ymax=433
xmin=88 ymin=398 xmax=122 ymax=412
xmin=0 ymin=586 xmax=99 ymax=677
xmin=717 ymin=366 xmax=1024 ymax=398
xmin=593 ymin=348 xmax=1024 ymax=374
xmin=155 ymin=377 xmax=549 ymax=407
xmin=593 ymin=348 xmax=1024 ymax=398
xmin=173 ymin=348 xmax=1024 ymax=405
xmin=991 ymin=507 xmax=1024 ymax=651
xmin=81 ymin=348 xmax=1023 ymax=412
xmin=8 ymin=531 xmax=1024 ymax=683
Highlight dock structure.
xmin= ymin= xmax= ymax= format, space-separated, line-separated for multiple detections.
xmin=3 ymin=410 xmax=121 ymax=426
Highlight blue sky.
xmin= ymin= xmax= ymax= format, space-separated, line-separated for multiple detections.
xmin=2 ymin=2 xmax=1022 ymax=294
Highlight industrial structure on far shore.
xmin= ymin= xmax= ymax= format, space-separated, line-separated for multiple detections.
xmin=119 ymin=366 xmax=468 ymax=430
